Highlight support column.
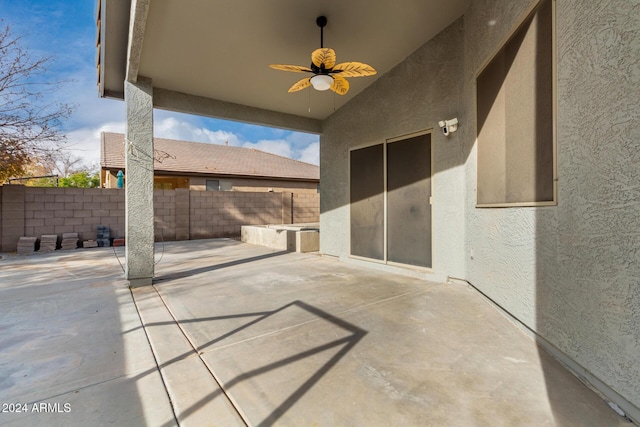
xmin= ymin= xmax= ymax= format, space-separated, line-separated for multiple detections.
xmin=125 ymin=77 xmax=154 ymax=286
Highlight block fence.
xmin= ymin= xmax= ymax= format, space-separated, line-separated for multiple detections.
xmin=0 ymin=185 xmax=319 ymax=252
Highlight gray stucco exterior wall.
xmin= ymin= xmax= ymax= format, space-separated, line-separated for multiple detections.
xmin=320 ymin=0 xmax=639 ymax=418
xmin=320 ymin=18 xmax=466 ymax=282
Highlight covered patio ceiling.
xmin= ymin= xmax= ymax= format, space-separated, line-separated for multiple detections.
xmin=98 ymin=0 xmax=469 ymax=131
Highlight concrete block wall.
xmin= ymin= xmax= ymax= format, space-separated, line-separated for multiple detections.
xmin=293 ymin=193 xmax=320 ymax=223
xmin=189 ymin=191 xmax=284 ymax=239
xmin=22 ymin=187 xmax=125 ymax=242
xmin=0 ymin=185 xmax=319 ymax=251
xmin=174 ymin=188 xmax=189 ymax=241
xmin=1 ymin=185 xmax=26 ymax=252
xmin=282 ymin=192 xmax=293 ymax=224
xmin=154 ymin=189 xmax=177 ymax=241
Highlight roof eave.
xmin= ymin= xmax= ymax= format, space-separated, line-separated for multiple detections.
xmin=102 ymin=166 xmax=319 ymax=182
xmin=97 ymin=0 xmax=131 ymax=100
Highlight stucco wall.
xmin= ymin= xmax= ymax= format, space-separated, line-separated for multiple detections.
xmin=189 ymin=176 xmax=318 ymax=193
xmin=103 ymin=169 xmax=319 ymax=193
xmin=320 ymin=17 xmax=466 ymax=281
xmin=320 ymin=0 xmax=639 ymax=418
xmin=463 ymin=0 xmax=640 ymax=415
xmin=553 ymin=0 xmax=639 ymax=411
xmin=463 ymin=0 xmax=544 ymax=337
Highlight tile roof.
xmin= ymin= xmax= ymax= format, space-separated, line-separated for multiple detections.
xmin=100 ymin=132 xmax=319 ymax=181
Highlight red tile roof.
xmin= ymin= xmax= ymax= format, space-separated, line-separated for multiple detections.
xmin=100 ymin=132 xmax=319 ymax=181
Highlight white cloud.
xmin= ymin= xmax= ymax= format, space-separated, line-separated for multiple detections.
xmin=64 ymin=121 xmax=126 ymax=168
xmin=153 ymin=117 xmax=241 ymax=146
xmin=199 ymin=128 xmax=242 ymax=146
xmin=285 ymin=132 xmax=319 ymax=165
xmin=153 ymin=116 xmax=318 ymax=164
xmin=285 ymin=132 xmax=320 ymax=148
xmin=62 ymin=114 xmax=319 ymax=170
xmin=242 ymin=140 xmax=293 ymax=159
xmin=298 ymin=142 xmax=320 ymax=165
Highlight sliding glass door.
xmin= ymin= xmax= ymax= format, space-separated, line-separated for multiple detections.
xmin=349 ymin=131 xmax=432 ymax=269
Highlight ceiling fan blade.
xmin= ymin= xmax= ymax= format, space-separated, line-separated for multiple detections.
xmin=311 ymin=48 xmax=336 ymax=69
xmin=332 ymin=62 xmax=377 ymax=77
xmin=288 ymin=77 xmax=312 ymax=93
xmin=269 ymin=64 xmax=313 ymax=73
xmin=330 ymin=75 xmax=349 ymax=95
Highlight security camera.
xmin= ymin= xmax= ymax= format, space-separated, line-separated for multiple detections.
xmin=438 ymin=118 xmax=459 ymax=136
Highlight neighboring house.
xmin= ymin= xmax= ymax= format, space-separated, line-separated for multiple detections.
xmin=100 ymin=132 xmax=319 ymax=193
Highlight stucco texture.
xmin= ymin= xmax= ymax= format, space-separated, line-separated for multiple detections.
xmin=320 ymin=0 xmax=640 ymax=418
xmin=125 ymin=78 xmax=155 ymax=282
xmin=551 ymin=0 xmax=639 ymax=407
xmin=464 ymin=0 xmax=640 ymax=414
xmin=321 ymin=17 xmax=466 ymax=281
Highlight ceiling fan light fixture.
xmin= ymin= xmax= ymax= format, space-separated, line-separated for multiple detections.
xmin=269 ymin=16 xmax=376 ymax=96
xmin=310 ymin=74 xmax=334 ymax=91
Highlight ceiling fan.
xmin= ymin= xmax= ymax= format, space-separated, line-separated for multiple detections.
xmin=269 ymin=16 xmax=376 ymax=95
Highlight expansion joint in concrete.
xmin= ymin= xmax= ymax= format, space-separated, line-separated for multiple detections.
xmin=129 ymin=287 xmax=180 ymax=426
xmin=138 ymin=284 xmax=250 ymax=426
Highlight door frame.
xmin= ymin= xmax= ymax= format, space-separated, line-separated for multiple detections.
xmin=347 ymin=129 xmax=434 ymax=272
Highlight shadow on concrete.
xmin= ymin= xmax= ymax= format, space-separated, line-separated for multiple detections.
xmin=0 ymin=249 xmax=176 ymax=426
xmin=141 ymin=299 xmax=367 ymax=427
xmin=152 ymin=250 xmax=289 ymax=283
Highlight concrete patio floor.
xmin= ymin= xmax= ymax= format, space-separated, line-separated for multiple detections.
xmin=0 ymin=239 xmax=632 ymax=426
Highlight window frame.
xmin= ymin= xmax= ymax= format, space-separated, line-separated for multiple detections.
xmin=475 ymin=0 xmax=558 ymax=208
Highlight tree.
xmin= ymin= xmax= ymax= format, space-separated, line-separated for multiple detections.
xmin=15 ymin=149 xmax=99 ymax=187
xmin=38 ymin=150 xmax=87 ymax=178
xmin=59 ymin=171 xmax=100 ymax=188
xmin=0 ymin=22 xmax=73 ymax=183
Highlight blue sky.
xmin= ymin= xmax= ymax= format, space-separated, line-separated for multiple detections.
xmin=0 ymin=0 xmax=320 ymax=168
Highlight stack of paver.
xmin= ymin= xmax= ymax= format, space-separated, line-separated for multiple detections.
xmin=39 ymin=235 xmax=58 ymax=252
xmin=17 ymin=237 xmax=37 ymax=254
xmin=83 ymin=240 xmax=98 ymax=248
xmin=97 ymin=225 xmax=111 ymax=247
xmin=61 ymin=232 xmax=79 ymax=250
